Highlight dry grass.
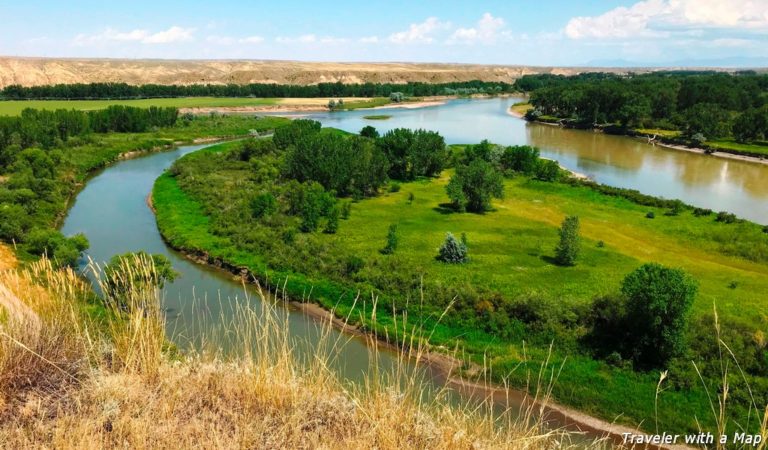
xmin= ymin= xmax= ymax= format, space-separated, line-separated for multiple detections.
xmin=0 ymin=251 xmax=604 ymax=449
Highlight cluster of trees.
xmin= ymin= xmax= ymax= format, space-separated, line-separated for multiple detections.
xmin=446 ymin=141 xmax=563 ymax=213
xmin=278 ymin=120 xmax=448 ymax=201
xmin=516 ymin=72 xmax=768 ymax=141
xmin=0 ymin=106 xmax=178 ymax=164
xmin=0 ymin=105 xmax=178 ymax=266
xmin=1 ymin=81 xmax=513 ymax=101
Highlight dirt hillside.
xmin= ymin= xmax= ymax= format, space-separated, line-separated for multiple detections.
xmin=0 ymin=57 xmax=633 ymax=88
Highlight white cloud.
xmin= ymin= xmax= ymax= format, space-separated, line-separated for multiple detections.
xmin=276 ymin=34 xmax=317 ymax=44
xmin=141 ymin=26 xmax=195 ymax=44
xmin=450 ymin=13 xmax=509 ymax=44
xmin=565 ymin=0 xmax=768 ymax=40
xmin=388 ymin=17 xmax=450 ymax=44
xmin=239 ymin=36 xmax=264 ymax=44
xmin=73 ymin=26 xmax=195 ymax=46
xmin=206 ymin=35 xmax=264 ymax=45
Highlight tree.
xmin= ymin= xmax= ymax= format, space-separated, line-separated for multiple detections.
xmin=683 ymin=103 xmax=731 ymax=139
xmin=437 ymin=232 xmax=468 ymax=263
xmin=272 ymin=119 xmax=321 ymax=149
xmin=360 ymin=125 xmax=379 ymax=139
xmin=500 ymin=145 xmax=540 ymax=174
xmin=251 ymin=192 xmax=277 ymax=219
xmin=380 ymin=224 xmax=398 ymax=254
xmin=446 ymin=159 xmax=504 ymax=213
xmin=554 ymin=216 xmax=580 ymax=266
xmin=621 ymin=263 xmax=697 ymax=368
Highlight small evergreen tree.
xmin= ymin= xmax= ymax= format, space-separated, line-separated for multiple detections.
xmin=555 ymin=216 xmax=580 ymax=266
xmin=324 ymin=206 xmax=339 ymax=234
xmin=437 ymin=232 xmax=468 ymax=263
xmin=381 ymin=224 xmax=398 ymax=254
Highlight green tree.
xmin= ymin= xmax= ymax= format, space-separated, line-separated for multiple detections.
xmin=554 ymin=216 xmax=580 ymax=266
xmin=250 ymin=192 xmax=277 ymax=219
xmin=446 ymin=159 xmax=504 ymax=213
xmin=380 ymin=223 xmax=398 ymax=255
xmin=621 ymin=263 xmax=697 ymax=368
xmin=324 ymin=206 xmax=339 ymax=234
xmin=500 ymin=145 xmax=540 ymax=174
xmin=360 ymin=125 xmax=379 ymax=139
xmin=437 ymin=232 xmax=468 ymax=263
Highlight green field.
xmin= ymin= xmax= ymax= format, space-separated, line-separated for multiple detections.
xmin=153 ymin=137 xmax=768 ymax=433
xmin=0 ymin=97 xmax=281 ymax=116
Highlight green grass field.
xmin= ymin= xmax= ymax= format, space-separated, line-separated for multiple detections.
xmin=153 ymin=139 xmax=768 ymax=433
xmin=0 ymin=97 xmax=283 ymax=116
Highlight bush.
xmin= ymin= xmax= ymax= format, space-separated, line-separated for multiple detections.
xmin=621 ymin=263 xmax=697 ymax=368
xmin=324 ymin=206 xmax=339 ymax=234
xmin=437 ymin=232 xmax=468 ymax=263
xmin=360 ymin=125 xmax=379 ymax=139
xmin=344 ymin=256 xmax=365 ymax=275
xmin=251 ymin=192 xmax=277 ymax=219
xmin=534 ymin=159 xmax=560 ymax=182
xmin=388 ymin=182 xmax=401 ymax=193
xmin=715 ymin=211 xmax=738 ymax=224
xmin=500 ymin=145 xmax=540 ymax=174
xmin=340 ymin=202 xmax=351 ymax=219
xmin=554 ymin=216 xmax=580 ymax=266
xmin=380 ymin=224 xmax=398 ymax=255
xmin=693 ymin=207 xmax=713 ymax=217
xmin=665 ymin=200 xmax=684 ymax=216
xmin=645 ymin=211 xmax=655 ymax=219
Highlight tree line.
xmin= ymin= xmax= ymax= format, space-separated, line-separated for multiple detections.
xmin=1 ymin=81 xmax=513 ymax=101
xmin=0 ymin=105 xmax=178 ymax=265
xmin=515 ymin=71 xmax=768 ymax=142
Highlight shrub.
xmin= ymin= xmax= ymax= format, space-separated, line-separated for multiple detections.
xmin=340 ymin=202 xmax=351 ymax=219
xmin=500 ymin=145 xmax=540 ymax=174
xmin=534 ymin=159 xmax=560 ymax=182
xmin=380 ymin=224 xmax=398 ymax=255
xmin=407 ymin=192 xmax=415 ymax=204
xmin=621 ymin=263 xmax=697 ymax=368
xmin=251 ymin=192 xmax=277 ymax=219
xmin=437 ymin=232 xmax=468 ymax=263
xmin=103 ymin=251 xmax=177 ymax=310
xmin=715 ymin=211 xmax=738 ymax=224
xmin=693 ymin=207 xmax=713 ymax=217
xmin=344 ymin=256 xmax=365 ymax=275
xmin=554 ymin=216 xmax=580 ymax=266
xmin=324 ymin=206 xmax=339 ymax=234
xmin=665 ymin=200 xmax=684 ymax=216
xmin=388 ymin=182 xmax=401 ymax=193
xmin=646 ymin=211 xmax=655 ymax=219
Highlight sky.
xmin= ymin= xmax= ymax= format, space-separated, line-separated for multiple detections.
xmin=1 ymin=0 xmax=767 ymax=67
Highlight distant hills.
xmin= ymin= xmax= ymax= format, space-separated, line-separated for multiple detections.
xmin=0 ymin=57 xmax=762 ymax=89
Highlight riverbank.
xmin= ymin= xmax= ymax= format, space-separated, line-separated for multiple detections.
xmin=508 ymin=105 xmax=768 ymax=166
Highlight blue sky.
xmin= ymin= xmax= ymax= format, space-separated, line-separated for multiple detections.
xmin=2 ymin=0 xmax=767 ymax=66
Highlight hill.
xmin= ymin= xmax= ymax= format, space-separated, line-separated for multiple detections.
xmin=0 ymin=57 xmax=650 ymax=88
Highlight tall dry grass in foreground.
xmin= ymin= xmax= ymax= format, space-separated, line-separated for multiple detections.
xmin=0 ymin=253 xmax=606 ymax=449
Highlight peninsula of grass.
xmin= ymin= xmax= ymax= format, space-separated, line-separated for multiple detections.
xmin=363 ymin=114 xmax=392 ymax=120
xmin=152 ymin=124 xmax=768 ymax=435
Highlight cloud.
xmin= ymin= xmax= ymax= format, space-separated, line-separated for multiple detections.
xmin=449 ymin=13 xmax=509 ymax=44
xmin=565 ymin=0 xmax=768 ymax=40
xmin=239 ymin=36 xmax=264 ymax=44
xmin=276 ymin=34 xmax=317 ymax=44
xmin=388 ymin=17 xmax=450 ymax=44
xmin=73 ymin=26 xmax=195 ymax=46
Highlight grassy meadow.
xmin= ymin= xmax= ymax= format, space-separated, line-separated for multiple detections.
xmin=153 ymin=138 xmax=768 ymax=433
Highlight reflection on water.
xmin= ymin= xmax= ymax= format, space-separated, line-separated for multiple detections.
xmin=299 ymin=98 xmax=768 ymax=224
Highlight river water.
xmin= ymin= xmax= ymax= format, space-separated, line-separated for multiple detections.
xmin=58 ymin=98 xmax=768 ymax=443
